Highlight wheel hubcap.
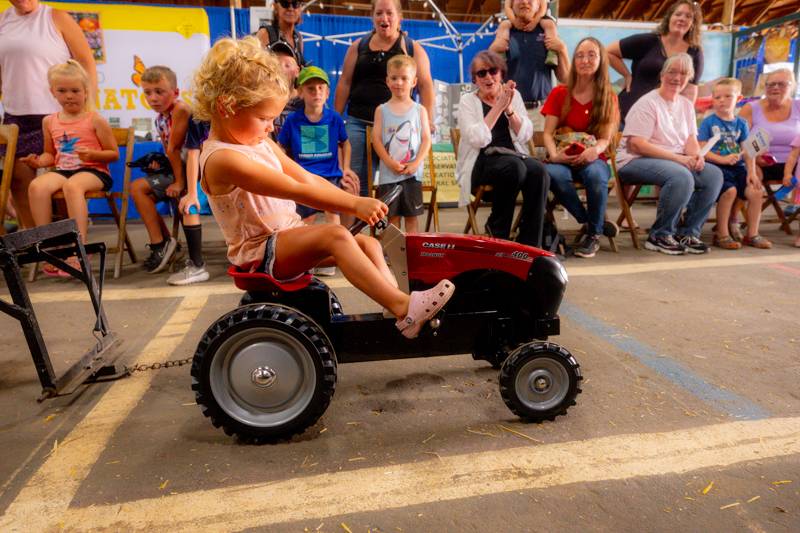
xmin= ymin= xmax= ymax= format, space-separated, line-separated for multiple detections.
xmin=209 ymin=327 xmax=316 ymax=428
xmin=251 ymin=366 xmax=277 ymax=388
xmin=515 ymin=356 xmax=570 ymax=412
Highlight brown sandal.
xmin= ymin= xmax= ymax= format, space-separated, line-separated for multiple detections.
xmin=742 ymin=235 xmax=772 ymax=249
xmin=713 ymin=234 xmax=741 ymax=250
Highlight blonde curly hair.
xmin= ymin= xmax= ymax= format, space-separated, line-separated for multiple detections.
xmin=193 ymin=36 xmax=290 ymax=122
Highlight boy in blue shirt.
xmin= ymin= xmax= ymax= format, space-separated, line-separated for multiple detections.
xmin=278 ymin=66 xmax=358 ymax=275
xmin=699 ymin=78 xmax=771 ymax=250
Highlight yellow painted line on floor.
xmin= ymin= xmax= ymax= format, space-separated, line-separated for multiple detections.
xmin=13 ymin=417 xmax=800 ymax=531
xmin=567 ymin=253 xmax=800 ymax=277
xmin=0 ymin=295 xmax=208 ymax=532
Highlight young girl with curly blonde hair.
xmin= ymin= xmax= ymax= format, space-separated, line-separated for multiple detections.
xmin=194 ymin=37 xmax=453 ymax=338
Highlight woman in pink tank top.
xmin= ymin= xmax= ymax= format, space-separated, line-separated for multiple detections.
xmin=19 ymin=61 xmax=118 ymax=276
xmin=0 ymin=0 xmax=97 ymax=230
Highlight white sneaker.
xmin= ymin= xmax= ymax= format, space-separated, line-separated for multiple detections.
xmin=167 ymin=259 xmax=210 ymax=286
xmin=314 ymin=266 xmax=336 ymax=277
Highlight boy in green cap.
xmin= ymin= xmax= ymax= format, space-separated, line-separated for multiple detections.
xmin=278 ymin=66 xmax=359 ymax=275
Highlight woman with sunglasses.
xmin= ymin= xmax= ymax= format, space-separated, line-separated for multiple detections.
xmin=255 ymin=0 xmax=305 ymax=67
xmin=607 ymin=0 xmax=704 ymax=122
xmin=455 ymin=51 xmax=549 ymax=247
xmin=541 ymin=37 xmax=619 ymax=258
xmin=334 ymin=0 xmax=435 ymax=197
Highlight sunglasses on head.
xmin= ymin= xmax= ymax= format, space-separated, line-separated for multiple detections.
xmin=278 ymin=0 xmax=301 ymax=8
xmin=475 ymin=67 xmax=499 ymax=79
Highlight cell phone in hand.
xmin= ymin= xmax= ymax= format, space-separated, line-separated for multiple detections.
xmin=761 ymin=153 xmax=777 ymax=166
xmin=565 ymin=142 xmax=585 ymax=156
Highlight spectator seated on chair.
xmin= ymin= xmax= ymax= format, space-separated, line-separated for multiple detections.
xmin=738 ymin=68 xmax=800 ymax=241
xmin=698 ymin=78 xmax=770 ymax=251
xmin=130 ymin=65 xmax=202 ymax=276
xmin=455 ymin=50 xmax=549 ymax=248
xmin=541 ymin=37 xmax=619 ymax=259
xmin=615 ymin=53 xmax=722 ymax=256
xmin=22 ymin=61 xmax=118 ymax=277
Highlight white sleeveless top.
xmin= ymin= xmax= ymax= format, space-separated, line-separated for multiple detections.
xmin=200 ymin=139 xmax=303 ymax=269
xmin=0 ymin=4 xmax=70 ymax=115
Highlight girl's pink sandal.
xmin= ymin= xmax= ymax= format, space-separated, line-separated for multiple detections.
xmin=396 ymin=279 xmax=455 ymax=339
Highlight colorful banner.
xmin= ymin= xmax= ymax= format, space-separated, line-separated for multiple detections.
xmin=0 ymin=1 xmax=210 ymax=129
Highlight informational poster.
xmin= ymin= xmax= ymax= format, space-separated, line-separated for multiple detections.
xmin=0 ymin=1 xmax=210 ymax=130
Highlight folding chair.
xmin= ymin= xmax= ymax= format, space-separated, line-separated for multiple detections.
xmin=609 ymin=133 xmax=642 ymax=249
xmin=0 ymin=123 xmax=20 ymax=236
xmin=452 ymin=127 xmax=529 ymax=237
xmin=543 ymin=133 xmax=619 ymax=253
xmin=52 ymin=127 xmax=139 ymax=278
xmin=366 ymin=125 xmax=439 ymax=232
xmin=760 ymin=173 xmax=793 ymax=235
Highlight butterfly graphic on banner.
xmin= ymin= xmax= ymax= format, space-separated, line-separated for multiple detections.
xmin=131 ymin=55 xmax=146 ymax=87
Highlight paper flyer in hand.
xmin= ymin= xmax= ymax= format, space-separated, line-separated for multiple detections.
xmin=743 ymin=127 xmax=771 ymax=158
xmin=698 ymin=132 xmax=722 ymax=157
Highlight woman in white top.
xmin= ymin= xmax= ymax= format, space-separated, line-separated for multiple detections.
xmin=0 ymin=0 xmax=96 ymax=229
xmin=455 ymin=50 xmax=549 ymax=247
xmin=615 ymin=53 xmax=722 ymax=255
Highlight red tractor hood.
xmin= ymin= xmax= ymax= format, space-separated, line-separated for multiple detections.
xmin=406 ymin=233 xmax=555 ymax=285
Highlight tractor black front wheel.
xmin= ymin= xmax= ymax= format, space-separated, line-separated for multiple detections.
xmin=499 ymin=342 xmax=581 ymax=422
xmin=191 ymin=304 xmax=337 ymax=443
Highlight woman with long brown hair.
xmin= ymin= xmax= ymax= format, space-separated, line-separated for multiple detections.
xmin=607 ymin=0 xmax=704 ymax=120
xmin=541 ymin=37 xmax=618 ymax=258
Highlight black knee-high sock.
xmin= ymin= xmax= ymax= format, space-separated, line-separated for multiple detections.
xmin=182 ymin=224 xmax=204 ymax=266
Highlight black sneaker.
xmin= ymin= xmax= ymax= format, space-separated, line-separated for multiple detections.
xmin=644 ymin=234 xmax=686 ymax=255
xmin=676 ymin=235 xmax=709 ymax=254
xmin=144 ymin=237 xmax=177 ymax=273
xmin=602 ymin=220 xmax=619 ymax=238
xmin=574 ymin=234 xmax=600 ymax=258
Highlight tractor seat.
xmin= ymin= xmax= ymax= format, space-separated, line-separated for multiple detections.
xmin=227 ymin=265 xmax=313 ymax=292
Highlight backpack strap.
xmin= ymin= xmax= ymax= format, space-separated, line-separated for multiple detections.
xmin=403 ymin=33 xmax=414 ymax=57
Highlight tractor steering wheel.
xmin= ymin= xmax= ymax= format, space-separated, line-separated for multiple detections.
xmin=347 ymin=184 xmax=403 ymax=235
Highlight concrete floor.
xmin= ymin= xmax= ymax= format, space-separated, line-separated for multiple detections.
xmin=1 ymin=202 xmax=799 ymax=531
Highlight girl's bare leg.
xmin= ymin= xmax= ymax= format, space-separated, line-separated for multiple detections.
xmin=274 ymin=224 xmax=409 ymax=317
xmin=540 ymin=18 xmax=558 ymax=39
xmin=62 ymin=172 xmax=105 ymax=243
xmin=27 ymin=172 xmax=68 ymax=227
xmin=354 ymin=233 xmax=398 ymax=288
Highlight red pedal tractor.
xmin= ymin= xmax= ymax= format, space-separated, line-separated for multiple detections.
xmin=191 ymin=187 xmax=582 ymax=443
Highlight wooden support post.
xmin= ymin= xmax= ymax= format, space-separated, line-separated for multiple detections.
xmin=722 ymin=0 xmax=736 ymax=26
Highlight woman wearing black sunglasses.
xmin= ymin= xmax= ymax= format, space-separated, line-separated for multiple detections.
xmin=334 ymin=0 xmax=435 ymax=197
xmin=256 ymin=0 xmax=305 ymax=67
xmin=455 ymin=50 xmax=549 ymax=247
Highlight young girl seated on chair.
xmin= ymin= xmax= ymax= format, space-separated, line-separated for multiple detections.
xmin=21 ymin=60 xmax=119 ymax=276
xmin=194 ymin=37 xmax=454 ymax=338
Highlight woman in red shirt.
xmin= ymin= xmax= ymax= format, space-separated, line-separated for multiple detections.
xmin=541 ymin=37 xmax=619 ymax=258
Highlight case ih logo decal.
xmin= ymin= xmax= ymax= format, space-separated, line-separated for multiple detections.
xmin=422 ymin=242 xmax=455 ymax=250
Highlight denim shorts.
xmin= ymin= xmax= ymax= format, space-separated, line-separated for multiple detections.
xmin=256 ymin=232 xmax=309 ymax=282
xmin=717 ymin=164 xmax=748 ymax=200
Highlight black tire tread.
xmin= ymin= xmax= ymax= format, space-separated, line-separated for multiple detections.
xmin=191 ymin=303 xmax=337 ymax=444
xmin=499 ymin=341 xmax=582 ymax=422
